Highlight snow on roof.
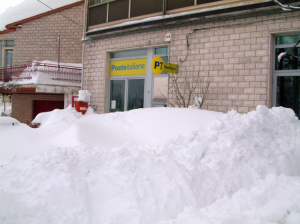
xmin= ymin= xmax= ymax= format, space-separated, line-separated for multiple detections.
xmin=0 ymin=0 xmax=81 ymax=31
xmin=16 ymin=60 xmax=82 ymax=87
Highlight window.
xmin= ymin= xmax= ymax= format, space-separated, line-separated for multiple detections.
xmin=108 ymin=0 xmax=129 ymax=22
xmin=131 ymin=0 xmax=163 ymax=18
xmin=273 ymin=34 xmax=300 ymax=118
xmin=166 ymin=0 xmax=194 ymax=11
xmin=110 ymin=49 xmax=147 ymax=59
xmin=89 ymin=4 xmax=107 ymax=26
xmin=0 ymin=40 xmax=14 ymax=67
xmin=88 ymin=0 xmax=223 ymax=27
xmin=90 ymin=0 xmax=111 ymax=5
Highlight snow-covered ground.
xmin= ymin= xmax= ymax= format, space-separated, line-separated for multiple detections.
xmin=0 ymin=106 xmax=300 ymax=224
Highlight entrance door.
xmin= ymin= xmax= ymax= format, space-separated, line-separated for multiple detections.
xmin=110 ymin=79 xmax=144 ymax=112
xmin=33 ymin=100 xmax=64 ymax=119
xmin=127 ymin=79 xmax=144 ymax=110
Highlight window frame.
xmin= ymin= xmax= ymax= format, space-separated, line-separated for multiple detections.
xmin=0 ymin=39 xmax=14 ymax=68
xmin=272 ymin=33 xmax=300 ymax=116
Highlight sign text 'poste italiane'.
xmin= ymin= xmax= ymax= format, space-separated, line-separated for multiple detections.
xmin=110 ymin=58 xmax=147 ymax=76
xmin=151 ymin=56 xmax=178 ymax=75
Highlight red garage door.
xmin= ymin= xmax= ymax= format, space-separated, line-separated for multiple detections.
xmin=33 ymin=100 xmax=64 ymax=119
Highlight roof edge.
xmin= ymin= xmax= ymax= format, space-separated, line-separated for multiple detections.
xmin=0 ymin=0 xmax=84 ymax=35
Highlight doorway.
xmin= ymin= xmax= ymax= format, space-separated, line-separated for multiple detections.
xmin=110 ymin=79 xmax=145 ymax=112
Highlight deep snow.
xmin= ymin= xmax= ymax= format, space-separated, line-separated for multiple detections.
xmin=0 ymin=106 xmax=300 ymax=224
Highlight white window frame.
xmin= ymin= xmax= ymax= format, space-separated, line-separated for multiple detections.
xmin=0 ymin=39 xmax=14 ymax=67
xmin=272 ymin=33 xmax=300 ymax=108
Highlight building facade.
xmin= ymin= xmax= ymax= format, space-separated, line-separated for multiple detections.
xmin=82 ymin=0 xmax=300 ymax=118
xmin=0 ymin=1 xmax=84 ymax=123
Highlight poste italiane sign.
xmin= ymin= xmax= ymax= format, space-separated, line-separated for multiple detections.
xmin=110 ymin=58 xmax=147 ymax=76
xmin=151 ymin=56 xmax=178 ymax=75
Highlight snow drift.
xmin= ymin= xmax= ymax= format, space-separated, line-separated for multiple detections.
xmin=0 ymin=106 xmax=299 ymax=224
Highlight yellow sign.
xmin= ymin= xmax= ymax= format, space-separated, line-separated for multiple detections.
xmin=151 ymin=56 xmax=178 ymax=75
xmin=110 ymin=58 xmax=147 ymax=76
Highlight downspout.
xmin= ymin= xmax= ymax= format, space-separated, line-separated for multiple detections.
xmin=81 ymin=0 xmax=89 ymax=90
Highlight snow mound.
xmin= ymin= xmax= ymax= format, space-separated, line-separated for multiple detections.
xmin=0 ymin=106 xmax=300 ymax=224
xmin=50 ymin=107 xmax=222 ymax=147
xmin=0 ymin=117 xmax=20 ymax=125
xmin=32 ymin=105 xmax=94 ymax=131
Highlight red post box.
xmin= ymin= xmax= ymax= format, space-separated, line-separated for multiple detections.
xmin=75 ymin=101 xmax=88 ymax=115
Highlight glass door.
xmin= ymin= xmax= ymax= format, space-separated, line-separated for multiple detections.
xmin=110 ymin=80 xmax=125 ymax=112
xmin=127 ymin=79 xmax=144 ymax=110
xmin=110 ymin=79 xmax=144 ymax=112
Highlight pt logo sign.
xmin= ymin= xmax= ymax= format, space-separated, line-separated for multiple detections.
xmin=151 ymin=56 xmax=178 ymax=75
xmin=151 ymin=56 xmax=165 ymax=75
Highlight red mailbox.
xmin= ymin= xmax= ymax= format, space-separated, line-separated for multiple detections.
xmin=75 ymin=101 xmax=88 ymax=115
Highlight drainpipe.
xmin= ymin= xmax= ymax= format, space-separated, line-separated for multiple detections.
xmin=81 ymin=0 xmax=89 ymax=90
xmin=58 ymin=37 xmax=60 ymax=70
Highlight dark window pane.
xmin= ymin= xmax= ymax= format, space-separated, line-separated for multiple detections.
xmin=108 ymin=0 xmax=129 ymax=22
xmin=276 ymin=35 xmax=300 ymax=45
xmin=167 ymin=0 xmax=194 ymax=10
xmin=277 ymin=76 xmax=300 ymax=118
xmin=110 ymin=80 xmax=125 ymax=112
xmin=197 ymin=0 xmax=221 ymax=5
xmin=275 ymin=48 xmax=300 ymax=70
xmin=89 ymin=4 xmax=107 ymax=26
xmin=131 ymin=0 xmax=163 ymax=18
xmin=128 ymin=79 xmax=144 ymax=110
xmin=5 ymin=40 xmax=14 ymax=47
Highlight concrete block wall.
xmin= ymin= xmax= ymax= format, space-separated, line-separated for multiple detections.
xmin=0 ymin=4 xmax=84 ymax=65
xmin=11 ymin=94 xmax=64 ymax=123
xmin=82 ymin=10 xmax=300 ymax=114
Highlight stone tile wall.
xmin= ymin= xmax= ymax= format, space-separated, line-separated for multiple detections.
xmin=83 ymin=10 xmax=300 ymax=114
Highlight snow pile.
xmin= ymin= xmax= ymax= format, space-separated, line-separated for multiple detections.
xmin=76 ymin=90 xmax=91 ymax=102
xmin=0 ymin=106 xmax=300 ymax=224
xmin=0 ymin=117 xmax=19 ymax=125
xmin=32 ymin=105 xmax=92 ymax=130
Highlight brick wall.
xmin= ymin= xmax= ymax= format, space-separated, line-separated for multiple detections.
xmin=82 ymin=9 xmax=300 ymax=114
xmin=11 ymin=94 xmax=64 ymax=123
xmin=0 ymin=4 xmax=84 ymax=65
